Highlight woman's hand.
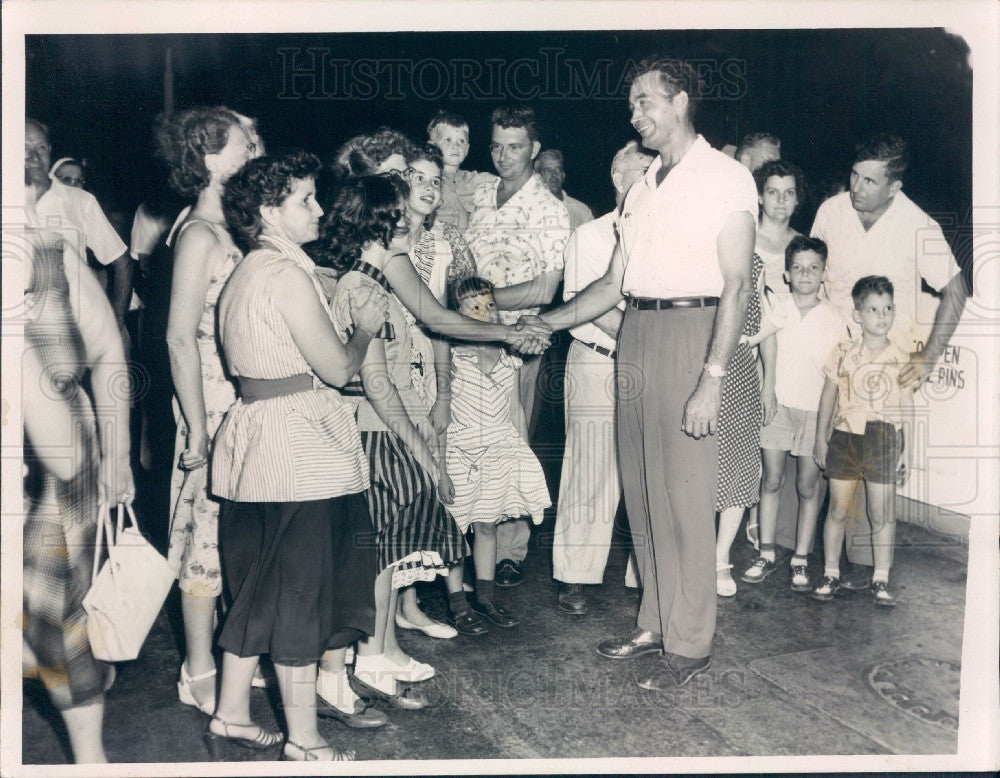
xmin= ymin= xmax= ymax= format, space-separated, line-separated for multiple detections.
xmin=354 ymin=286 xmax=390 ymax=335
xmin=100 ymin=451 xmax=135 ymax=506
xmin=438 ymin=471 xmax=456 ymax=505
xmin=180 ymin=429 xmax=209 ymax=471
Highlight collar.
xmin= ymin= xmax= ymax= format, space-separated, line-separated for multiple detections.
xmin=350 ymin=259 xmax=392 ymax=292
xmin=642 ymin=134 xmax=709 ymax=188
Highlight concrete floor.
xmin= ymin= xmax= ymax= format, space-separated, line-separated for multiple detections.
xmin=21 ymin=338 xmax=969 ymax=764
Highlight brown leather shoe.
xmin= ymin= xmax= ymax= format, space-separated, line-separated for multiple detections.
xmin=596 ymin=628 xmax=662 ymax=659
xmin=637 ymin=653 xmax=710 ymax=690
xmin=557 ymin=583 xmax=588 ymax=615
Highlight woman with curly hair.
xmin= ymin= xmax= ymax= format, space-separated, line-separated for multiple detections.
xmin=333 ymin=126 xmax=414 ymax=179
xmin=157 ymin=105 xmax=258 ymax=716
xmin=394 ymin=143 xmax=479 ymax=639
xmin=206 ymin=151 xmax=387 ymax=762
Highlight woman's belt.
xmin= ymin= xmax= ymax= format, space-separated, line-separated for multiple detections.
xmin=237 ymin=373 xmax=314 ymax=403
xmin=626 ymin=295 xmax=719 ymax=310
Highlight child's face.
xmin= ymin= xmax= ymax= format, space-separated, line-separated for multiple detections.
xmin=784 ymin=250 xmax=825 ymax=296
xmin=405 ymin=159 xmax=442 ymax=218
xmin=458 ymin=290 xmax=499 ymax=324
xmin=852 ymin=292 xmax=895 ymax=337
xmin=429 ymin=123 xmax=470 ymax=168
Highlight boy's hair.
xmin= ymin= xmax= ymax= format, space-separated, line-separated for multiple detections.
xmin=784 ymin=235 xmax=829 ymax=271
xmin=851 ymin=275 xmax=894 ymax=308
xmin=490 ymin=105 xmax=539 ymax=143
xmin=427 ymin=110 xmax=469 ymax=136
xmin=448 ymin=276 xmax=495 ymax=311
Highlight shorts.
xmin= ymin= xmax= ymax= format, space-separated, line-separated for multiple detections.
xmin=759 ymin=404 xmax=817 ymax=457
xmin=825 ymin=421 xmax=900 ymax=485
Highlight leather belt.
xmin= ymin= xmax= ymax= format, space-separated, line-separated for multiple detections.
xmin=577 ymin=340 xmax=617 ymax=359
xmin=626 ymin=295 xmax=719 ymax=310
xmin=237 ymin=373 xmax=314 ymax=403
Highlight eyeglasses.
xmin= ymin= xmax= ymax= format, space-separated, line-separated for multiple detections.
xmin=489 ymin=142 xmax=528 ymax=154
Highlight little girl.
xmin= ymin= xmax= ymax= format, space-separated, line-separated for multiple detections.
xmin=443 ymin=278 xmax=550 ymax=630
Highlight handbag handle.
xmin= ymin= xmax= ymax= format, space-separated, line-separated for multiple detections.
xmin=91 ymin=501 xmax=111 ymax=584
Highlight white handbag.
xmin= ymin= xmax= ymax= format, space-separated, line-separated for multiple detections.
xmin=83 ymin=501 xmax=174 ymax=662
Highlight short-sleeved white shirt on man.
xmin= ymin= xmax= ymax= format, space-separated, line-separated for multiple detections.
xmin=465 ymin=172 xmax=571 ymax=325
xmin=34 ymin=178 xmax=126 ymax=266
xmin=811 ymin=190 xmax=961 ymax=350
xmin=762 ymin=295 xmax=849 ymax=411
xmin=618 ymin=136 xmax=758 ymax=299
xmin=563 ymin=211 xmax=624 ymax=353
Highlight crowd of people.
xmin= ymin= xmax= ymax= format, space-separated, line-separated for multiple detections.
xmin=21 ymin=54 xmax=968 ymax=763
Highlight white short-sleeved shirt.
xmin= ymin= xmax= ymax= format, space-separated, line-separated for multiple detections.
xmin=811 ymin=191 xmax=961 ymax=350
xmin=561 ymin=192 xmax=595 ymax=231
xmin=823 ymin=339 xmax=910 ymax=434
xmin=465 ymin=173 xmax=571 ymax=324
xmin=563 ymin=211 xmax=625 ymax=353
xmin=619 ymin=136 xmax=758 ymax=299
xmin=34 ymin=179 xmax=126 ymax=266
xmin=763 ymin=295 xmax=850 ymax=411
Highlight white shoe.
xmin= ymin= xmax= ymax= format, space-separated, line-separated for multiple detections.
xmin=177 ymin=662 xmax=216 ymax=715
xmin=383 ymin=654 xmax=435 ymax=682
xmin=353 ymin=655 xmax=397 ymax=696
xmin=251 ymin=666 xmax=267 ymax=689
xmin=716 ymin=563 xmax=737 ymax=597
xmin=395 ymin=612 xmax=458 ymax=639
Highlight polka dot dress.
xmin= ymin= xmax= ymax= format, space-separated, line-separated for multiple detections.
xmin=715 ymin=253 xmax=764 ymax=511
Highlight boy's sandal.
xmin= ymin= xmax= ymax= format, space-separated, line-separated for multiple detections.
xmin=283 ymin=739 xmax=354 ymax=762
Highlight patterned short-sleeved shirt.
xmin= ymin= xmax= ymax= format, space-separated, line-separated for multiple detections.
xmin=465 ymin=173 xmax=570 ymax=324
xmin=823 ymin=339 xmax=910 ymax=434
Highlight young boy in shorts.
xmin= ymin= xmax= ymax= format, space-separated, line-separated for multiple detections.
xmin=740 ymin=236 xmax=849 ymax=591
xmin=426 ymin=110 xmax=496 ymax=232
xmin=812 ymin=275 xmax=913 ymax=606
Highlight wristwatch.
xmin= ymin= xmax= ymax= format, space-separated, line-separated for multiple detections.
xmin=703 ymin=363 xmax=728 ymax=378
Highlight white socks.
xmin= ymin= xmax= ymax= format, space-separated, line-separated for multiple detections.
xmin=824 ymin=566 xmax=841 ymax=580
xmin=317 ymin=667 xmax=359 ymax=713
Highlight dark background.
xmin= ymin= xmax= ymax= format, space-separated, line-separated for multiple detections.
xmin=27 ymin=28 xmax=972 ymax=257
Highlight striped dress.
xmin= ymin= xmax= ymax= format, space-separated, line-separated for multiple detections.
xmin=445 ymin=347 xmax=550 ymax=531
xmin=328 ymin=261 xmax=468 ymax=588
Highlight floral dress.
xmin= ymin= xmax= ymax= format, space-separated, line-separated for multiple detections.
xmin=167 ymin=219 xmax=240 ymax=598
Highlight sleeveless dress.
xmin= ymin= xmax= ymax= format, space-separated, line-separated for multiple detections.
xmin=715 ymin=253 xmax=765 ymax=511
xmin=23 ymin=235 xmax=112 ymax=708
xmin=445 ymin=347 xmax=551 ymax=531
xmin=327 ymin=260 xmax=468 ymax=588
xmin=167 ymin=219 xmax=240 ymax=598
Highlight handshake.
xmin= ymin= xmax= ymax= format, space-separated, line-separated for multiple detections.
xmin=506 ymin=314 xmax=553 ymax=355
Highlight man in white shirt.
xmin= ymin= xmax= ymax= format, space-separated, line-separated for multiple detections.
xmin=533 ymin=149 xmax=595 ymax=230
xmin=26 ymin=118 xmax=131 ymax=328
xmin=551 ymin=141 xmax=654 ymax=616
xmin=538 ymin=57 xmax=757 ymax=688
xmin=465 ymin=106 xmax=571 ymax=589
xmin=811 ymin=134 xmax=968 ymax=581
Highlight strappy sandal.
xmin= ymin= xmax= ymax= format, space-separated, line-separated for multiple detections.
xmin=177 ymin=663 xmax=216 ymax=715
xmin=202 ymin=717 xmax=282 ymax=760
xmin=283 ymin=739 xmax=355 ymax=762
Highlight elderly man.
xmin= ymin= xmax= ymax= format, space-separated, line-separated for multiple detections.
xmin=534 ymin=149 xmax=595 ymax=230
xmin=811 ymin=134 xmax=968 ymax=586
xmin=537 ymin=56 xmax=757 ymax=688
xmin=465 ymin=105 xmax=571 ymax=588
xmin=735 ymin=131 xmax=781 ymax=173
xmin=25 ymin=118 xmax=131 ymax=328
xmin=551 ymin=141 xmax=655 ymax=616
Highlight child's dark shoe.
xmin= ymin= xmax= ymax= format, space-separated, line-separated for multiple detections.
xmin=811 ymin=576 xmax=840 ymax=602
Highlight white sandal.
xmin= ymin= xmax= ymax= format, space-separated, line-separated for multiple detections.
xmin=716 ymin=563 xmax=737 ymax=598
xmin=178 ymin=662 xmax=216 ymax=715
xmin=383 ymin=654 xmax=435 ymax=682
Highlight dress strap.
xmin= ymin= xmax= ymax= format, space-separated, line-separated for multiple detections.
xmin=350 ymin=260 xmax=392 ymax=292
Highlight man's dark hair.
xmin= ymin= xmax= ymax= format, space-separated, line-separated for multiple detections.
xmin=737 ymin=132 xmax=781 ymax=161
xmin=854 ymin=134 xmax=909 ymax=182
xmin=490 ymin=106 xmax=539 ymax=143
xmin=851 ymin=275 xmax=895 ymax=307
xmin=784 ymin=235 xmax=828 ymax=271
xmin=628 ymin=57 xmax=702 ymax=119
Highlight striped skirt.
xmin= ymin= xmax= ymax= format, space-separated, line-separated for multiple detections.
xmin=362 ymin=431 xmax=468 ymax=588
